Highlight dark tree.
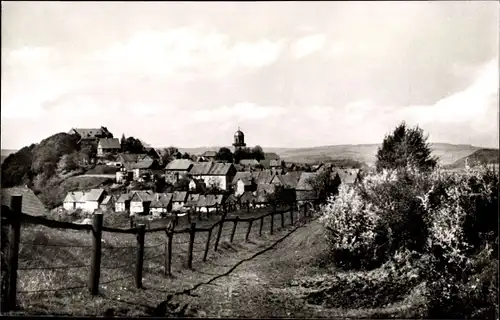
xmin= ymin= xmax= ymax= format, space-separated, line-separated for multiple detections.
xmin=307 ymin=169 xmax=341 ymax=202
xmin=251 ymin=145 xmax=265 ymax=161
xmin=160 ymin=147 xmax=179 ymax=164
xmin=123 ymin=137 xmax=144 ymax=154
xmin=215 ymin=147 xmax=234 ymax=163
xmin=376 ymin=121 xmax=438 ymax=173
xmin=181 ymin=152 xmax=191 ymax=159
xmin=120 ymin=134 xmax=126 ymax=150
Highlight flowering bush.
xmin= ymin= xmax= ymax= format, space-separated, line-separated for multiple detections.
xmin=320 ymin=184 xmax=381 ymax=269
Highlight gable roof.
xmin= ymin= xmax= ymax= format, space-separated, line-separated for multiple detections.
xmin=64 ymin=191 xmax=86 ymax=203
xmin=70 ymin=128 xmax=106 ymax=139
xmin=1 ymin=187 xmax=48 ymax=216
xmin=336 ymin=168 xmax=360 ymax=185
xmin=116 ymin=193 xmax=130 ymax=203
xmin=185 ymin=194 xmax=200 ymax=207
xmin=232 ymin=171 xmax=252 ymax=185
xmin=257 ymin=183 xmax=275 ymax=195
xmin=98 ymin=138 xmax=120 ymax=149
xmin=201 ymin=151 xmax=217 ymax=157
xmin=117 ymin=153 xmax=149 ymax=163
xmin=124 ymin=159 xmax=158 ymax=170
xmin=130 ymin=190 xmax=154 ymax=202
xmin=190 ymin=162 xmax=214 ymax=175
xmin=251 ymin=170 xmax=275 ymax=185
xmin=240 ymin=159 xmax=260 ymax=166
xmin=296 ymin=172 xmax=317 ymax=191
xmin=151 ymin=193 xmax=173 ymax=208
xmin=172 ymin=191 xmax=188 ymax=202
xmin=239 ymin=191 xmax=256 ymax=203
xmin=209 ymin=163 xmax=235 ymax=175
xmin=165 ymin=159 xmax=193 ymax=171
xmin=101 ymin=195 xmax=115 ymax=205
xmin=85 ymin=189 xmax=106 ymax=202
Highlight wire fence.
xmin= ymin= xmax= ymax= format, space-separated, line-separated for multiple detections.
xmin=4 ymin=198 xmax=316 ymax=312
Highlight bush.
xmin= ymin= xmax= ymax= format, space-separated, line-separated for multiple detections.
xmin=320 ymin=184 xmax=381 ymax=269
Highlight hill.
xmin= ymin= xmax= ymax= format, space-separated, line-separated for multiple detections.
xmin=448 ymin=148 xmax=499 ymax=168
xmin=174 ymin=143 xmax=483 ymax=166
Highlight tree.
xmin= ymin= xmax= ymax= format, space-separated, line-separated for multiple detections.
xmin=57 ymin=152 xmax=79 ymax=173
xmin=122 ymin=137 xmax=144 ymax=154
xmin=120 ymin=134 xmax=126 ymax=150
xmin=307 ymin=169 xmax=341 ymax=202
xmin=160 ymin=147 xmax=179 ymax=164
xmin=181 ymin=152 xmax=191 ymax=159
xmin=376 ymin=121 xmax=438 ymax=173
xmin=251 ymin=145 xmax=265 ymax=161
xmin=215 ymin=147 xmax=234 ymax=163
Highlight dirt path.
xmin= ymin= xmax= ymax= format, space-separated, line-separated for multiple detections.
xmin=167 ymin=217 xmax=331 ymax=318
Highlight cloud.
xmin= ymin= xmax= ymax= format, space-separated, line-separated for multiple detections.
xmin=90 ymin=27 xmax=286 ymax=78
xmin=5 ymin=46 xmax=56 ymax=64
xmin=291 ymin=33 xmax=327 ymax=59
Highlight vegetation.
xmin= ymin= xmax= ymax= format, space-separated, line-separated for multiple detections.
xmin=319 ymin=123 xmax=498 ymax=318
xmin=215 ymin=147 xmax=233 ymax=163
xmin=234 ymin=146 xmax=265 ymax=163
xmin=376 ymin=122 xmax=438 ymax=173
xmin=121 ymin=136 xmax=144 ymax=154
xmin=448 ymin=148 xmax=499 ymax=168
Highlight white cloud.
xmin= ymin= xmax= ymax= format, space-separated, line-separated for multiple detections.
xmin=291 ymin=34 xmax=327 ymax=59
xmin=90 ymin=27 xmax=286 ymax=78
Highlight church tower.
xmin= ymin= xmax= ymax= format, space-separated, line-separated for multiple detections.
xmin=233 ymin=127 xmax=246 ymax=151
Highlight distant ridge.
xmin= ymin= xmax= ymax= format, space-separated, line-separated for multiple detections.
xmin=449 ymin=148 xmax=499 ymax=168
xmin=156 ymin=143 xmax=488 ymax=165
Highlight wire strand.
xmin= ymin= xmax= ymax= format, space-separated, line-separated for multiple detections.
xmin=20 ymin=242 xmax=91 ymax=248
xmin=18 ymin=265 xmax=87 ymax=271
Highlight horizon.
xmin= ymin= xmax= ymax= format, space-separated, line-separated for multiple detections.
xmin=1 ymin=2 xmax=499 ymax=150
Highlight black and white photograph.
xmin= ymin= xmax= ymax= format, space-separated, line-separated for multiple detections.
xmin=1 ymin=1 xmax=499 ymax=318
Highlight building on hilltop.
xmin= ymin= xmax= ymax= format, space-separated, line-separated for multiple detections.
xmin=68 ymin=126 xmax=113 ymax=146
xmin=97 ymin=138 xmax=121 ymax=156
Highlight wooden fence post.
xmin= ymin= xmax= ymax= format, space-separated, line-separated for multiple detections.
xmin=280 ymin=210 xmax=285 ymax=229
xmin=203 ymin=229 xmax=212 ymax=262
xmin=187 ymin=222 xmax=196 ymax=269
xmin=164 ymin=228 xmax=173 ymax=277
xmin=303 ymin=203 xmax=307 ymax=218
xmin=230 ymin=217 xmax=238 ymax=243
xmin=6 ymin=196 xmax=22 ymax=311
xmin=259 ymin=216 xmax=264 ymax=236
xmin=135 ymin=224 xmax=146 ymax=289
xmin=89 ymin=212 xmax=103 ymax=296
xmin=270 ymin=213 xmax=274 ymax=235
xmin=245 ymin=220 xmax=253 ymax=241
xmin=214 ymin=213 xmax=226 ymax=252
xmin=290 ymin=202 xmax=294 ymax=225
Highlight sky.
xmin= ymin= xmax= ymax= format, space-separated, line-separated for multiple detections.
xmin=1 ymin=1 xmax=499 ymax=150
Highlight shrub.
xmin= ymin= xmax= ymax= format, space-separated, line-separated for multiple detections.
xmin=320 ymin=184 xmax=381 ymax=269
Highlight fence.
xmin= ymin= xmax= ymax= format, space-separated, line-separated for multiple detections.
xmin=1 ymin=195 xmax=315 ymax=312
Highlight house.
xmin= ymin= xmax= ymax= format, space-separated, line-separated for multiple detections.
xmin=164 ymin=159 xmax=193 ymax=184
xmin=189 ymin=162 xmax=237 ymax=191
xmin=150 ymin=193 xmax=173 ymax=217
xmin=196 ymin=194 xmax=222 ymax=213
xmin=200 ymin=150 xmax=217 ymax=161
xmin=185 ymin=194 xmax=201 ymax=210
xmin=336 ymin=168 xmax=361 ymax=186
xmin=270 ymin=171 xmax=302 ymax=189
xmin=68 ymin=127 xmax=114 ymax=146
xmin=295 ymin=172 xmax=319 ymax=204
xmin=170 ymin=191 xmax=189 ymax=212
xmin=63 ymin=189 xmax=107 ymax=213
xmin=97 ymin=138 xmax=121 ymax=156
xmin=224 ymin=194 xmax=238 ymax=211
xmin=270 ymin=160 xmax=282 ymax=168
xmin=239 ymin=191 xmax=256 ymax=208
xmin=124 ymin=159 xmax=161 ymax=181
xmin=264 ymin=153 xmax=280 ymax=161
xmin=63 ymin=191 xmax=86 ymax=211
xmin=188 ymin=178 xmax=206 ymax=192
xmin=115 ymin=193 xmax=131 ymax=212
xmin=239 ymin=159 xmax=260 ymax=167
xmin=234 ymin=175 xmax=255 ymax=196
xmin=99 ymin=195 xmax=116 ymax=211
xmin=116 ymin=153 xmax=153 ymax=166
xmin=130 ymin=190 xmax=154 ymax=215
xmin=83 ymin=189 xmax=107 ymax=212
xmin=1 ymin=187 xmax=48 ymax=216
xmin=143 ymin=147 xmax=161 ymax=160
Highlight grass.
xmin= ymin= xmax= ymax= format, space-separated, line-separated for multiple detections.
xmin=9 ymin=205 xmax=300 ymax=316
xmin=7 ymin=205 xmax=430 ymax=318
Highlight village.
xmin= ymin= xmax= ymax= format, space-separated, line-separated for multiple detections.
xmin=61 ymin=126 xmax=361 ymax=219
